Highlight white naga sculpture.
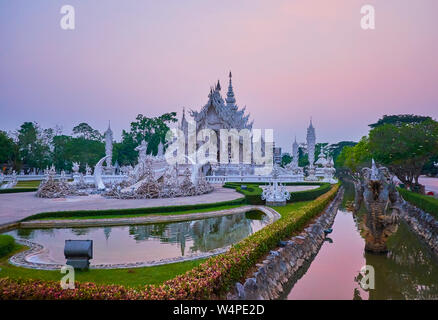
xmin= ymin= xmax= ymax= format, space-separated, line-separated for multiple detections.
xmin=261 ymin=166 xmax=291 ymax=206
xmin=94 ymin=156 xmax=110 ymax=190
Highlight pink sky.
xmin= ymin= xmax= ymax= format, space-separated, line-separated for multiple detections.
xmin=1 ymin=0 xmax=437 ymax=151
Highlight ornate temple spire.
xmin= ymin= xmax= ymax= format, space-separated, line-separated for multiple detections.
xmin=215 ymin=80 xmax=221 ymax=91
xmin=104 ymin=120 xmax=113 ymax=168
xmin=307 ymin=118 xmax=316 ymax=167
xmin=179 ymin=107 xmax=188 ymax=133
xmin=226 ymin=71 xmax=236 ymax=108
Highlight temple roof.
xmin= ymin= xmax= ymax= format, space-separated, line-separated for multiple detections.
xmin=190 ymin=73 xmax=253 ymax=130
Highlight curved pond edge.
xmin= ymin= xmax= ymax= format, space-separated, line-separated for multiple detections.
xmin=227 ymin=187 xmax=344 ymax=300
xmin=8 ymin=206 xmax=281 ymax=271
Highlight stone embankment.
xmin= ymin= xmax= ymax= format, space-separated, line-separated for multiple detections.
xmin=228 ymin=188 xmax=344 ymax=300
xmin=400 ymin=200 xmax=438 ymax=256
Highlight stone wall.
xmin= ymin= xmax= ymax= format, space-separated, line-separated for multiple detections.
xmin=227 ymin=188 xmax=343 ymax=300
xmin=400 ymin=200 xmax=438 ymax=256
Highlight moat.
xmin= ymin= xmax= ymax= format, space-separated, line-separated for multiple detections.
xmin=281 ymin=191 xmax=438 ymax=300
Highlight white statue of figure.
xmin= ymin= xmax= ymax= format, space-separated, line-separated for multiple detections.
xmin=60 ymin=170 xmax=66 ymax=183
xmin=72 ymin=162 xmax=80 ymax=174
xmin=135 ymin=140 xmax=148 ymax=163
xmin=85 ymin=164 xmax=92 ymax=176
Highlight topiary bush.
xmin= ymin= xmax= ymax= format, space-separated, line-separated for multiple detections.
xmin=0 ymin=235 xmax=15 ymax=257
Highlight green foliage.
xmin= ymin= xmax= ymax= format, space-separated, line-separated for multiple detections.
xmin=369 ymin=119 xmax=438 ymax=186
xmin=17 ymin=122 xmax=52 ymax=170
xmin=0 ymin=235 xmax=15 ymax=258
xmin=120 ymin=113 xmax=177 ymax=164
xmin=0 ymin=188 xmax=38 ymax=194
xmin=398 ymin=188 xmax=438 ymax=220
xmin=281 ymin=153 xmax=292 ymax=167
xmin=72 ymin=123 xmax=102 ymax=141
xmin=336 ymin=137 xmax=371 ymax=172
xmin=0 ymin=131 xmax=17 ymax=166
xmin=369 ymin=114 xmax=432 ymax=128
xmin=330 ymin=141 xmax=357 ymax=165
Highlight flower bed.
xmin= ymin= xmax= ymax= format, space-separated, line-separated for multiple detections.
xmin=0 ymin=185 xmax=339 ymax=300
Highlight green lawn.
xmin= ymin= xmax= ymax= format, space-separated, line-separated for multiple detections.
xmin=0 ymin=244 xmax=205 ymax=288
xmin=14 ymin=180 xmax=41 ymax=188
xmin=33 ymin=204 xmax=244 ymax=221
xmin=270 ymin=201 xmax=312 ymax=218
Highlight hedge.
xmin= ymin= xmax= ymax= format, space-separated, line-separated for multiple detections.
xmin=21 ymin=197 xmax=246 ymax=221
xmin=224 ymin=182 xmax=332 ymax=204
xmin=398 ymin=188 xmax=438 ymax=220
xmin=0 ymin=184 xmax=339 ymax=300
xmin=0 ymin=235 xmax=15 ymax=258
xmin=0 ymin=188 xmax=38 ymax=194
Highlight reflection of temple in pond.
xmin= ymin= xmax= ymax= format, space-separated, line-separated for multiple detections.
xmin=128 ymin=212 xmax=264 ymax=255
xmin=355 ymin=222 xmax=438 ymax=300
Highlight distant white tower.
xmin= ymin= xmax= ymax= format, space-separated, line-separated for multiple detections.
xmin=226 ymin=71 xmax=237 ymax=109
xmin=292 ymin=136 xmax=299 ymax=168
xmin=104 ymin=121 xmax=113 ymax=169
xmin=306 ymin=118 xmax=316 ymax=168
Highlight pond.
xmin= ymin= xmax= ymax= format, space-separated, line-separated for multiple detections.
xmin=281 ymin=190 xmax=438 ymax=300
xmin=5 ymin=211 xmax=269 ymax=266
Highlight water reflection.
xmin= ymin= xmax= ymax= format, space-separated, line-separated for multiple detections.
xmin=6 ymin=211 xmax=269 ymax=265
xmin=360 ymin=222 xmax=438 ymax=300
xmin=283 ymin=188 xmax=438 ymax=300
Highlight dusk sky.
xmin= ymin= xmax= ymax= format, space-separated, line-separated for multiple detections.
xmin=1 ymin=0 xmax=437 ymax=152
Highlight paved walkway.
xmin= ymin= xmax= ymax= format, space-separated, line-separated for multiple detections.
xmin=0 ymin=186 xmax=243 ymax=227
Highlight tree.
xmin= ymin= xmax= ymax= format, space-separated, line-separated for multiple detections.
xmin=329 ymin=141 xmax=357 ymax=164
xmin=72 ymin=123 xmax=102 ymax=141
xmin=281 ymin=153 xmax=292 ymax=167
xmin=118 ymin=112 xmax=177 ymax=164
xmin=336 ymin=137 xmax=371 ymax=172
xmin=17 ymin=122 xmax=51 ymax=170
xmin=0 ymin=131 xmax=18 ymax=169
xmin=369 ymin=114 xmax=431 ymax=128
xmin=368 ymin=119 xmax=438 ymax=187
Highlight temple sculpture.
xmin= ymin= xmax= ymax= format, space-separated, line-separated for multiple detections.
xmin=354 ymin=159 xmax=401 ymax=253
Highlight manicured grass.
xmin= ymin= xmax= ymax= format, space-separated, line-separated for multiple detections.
xmin=398 ymin=188 xmax=438 ymax=220
xmin=0 ymin=245 xmax=206 ymax=288
xmin=0 ymin=188 xmax=38 ymax=194
xmin=0 ymin=235 xmax=16 ymax=257
xmin=37 ymin=204 xmax=244 ymax=220
xmin=14 ymin=180 xmax=41 ymax=188
xmin=270 ymin=201 xmax=312 ymax=218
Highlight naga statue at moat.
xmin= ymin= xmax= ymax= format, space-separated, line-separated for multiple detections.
xmin=354 ymin=160 xmax=401 ymax=253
